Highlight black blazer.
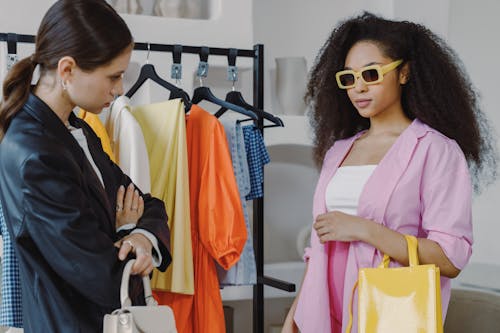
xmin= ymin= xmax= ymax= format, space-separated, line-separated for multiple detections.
xmin=0 ymin=93 xmax=172 ymax=332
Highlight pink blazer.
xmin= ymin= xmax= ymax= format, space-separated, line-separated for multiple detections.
xmin=294 ymin=119 xmax=473 ymax=333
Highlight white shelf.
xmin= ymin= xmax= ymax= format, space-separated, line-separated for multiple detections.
xmin=220 ymin=261 xmax=305 ymax=301
xmin=264 ymin=115 xmax=313 ymax=147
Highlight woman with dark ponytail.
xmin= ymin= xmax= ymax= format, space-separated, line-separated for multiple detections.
xmin=0 ymin=1 xmax=172 ymax=332
xmin=282 ymin=12 xmax=497 ymax=333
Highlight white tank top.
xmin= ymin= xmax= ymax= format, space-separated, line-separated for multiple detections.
xmin=325 ymin=165 xmax=377 ymax=214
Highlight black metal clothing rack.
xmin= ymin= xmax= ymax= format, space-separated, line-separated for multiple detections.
xmin=0 ymin=32 xmax=295 ymax=333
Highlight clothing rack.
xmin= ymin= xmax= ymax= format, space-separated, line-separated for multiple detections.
xmin=0 ymin=32 xmax=295 ymax=333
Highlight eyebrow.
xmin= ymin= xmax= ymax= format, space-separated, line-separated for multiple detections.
xmin=344 ymin=62 xmax=379 ymax=70
xmin=109 ymin=70 xmax=125 ymax=76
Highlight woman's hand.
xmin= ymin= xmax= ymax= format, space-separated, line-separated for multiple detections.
xmin=114 ymin=233 xmax=154 ymax=276
xmin=281 ymin=317 xmax=298 ymax=333
xmin=313 ymin=211 xmax=367 ymax=244
xmin=115 ymin=183 xmax=144 ymax=229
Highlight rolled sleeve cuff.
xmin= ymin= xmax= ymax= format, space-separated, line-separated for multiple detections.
xmin=116 ymin=223 xmax=136 ymax=233
xmin=427 ymin=230 xmax=472 ymax=270
xmin=131 ymin=229 xmax=162 ymax=267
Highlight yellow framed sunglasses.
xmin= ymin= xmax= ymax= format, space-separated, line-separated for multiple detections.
xmin=335 ymin=59 xmax=403 ymax=89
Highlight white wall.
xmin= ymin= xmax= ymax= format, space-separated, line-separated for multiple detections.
xmin=448 ymin=0 xmax=500 ymax=266
xmin=253 ymin=0 xmax=500 ymax=266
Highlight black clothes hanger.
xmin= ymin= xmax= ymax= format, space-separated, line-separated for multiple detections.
xmin=192 ymin=87 xmax=257 ymax=120
xmin=191 ymin=47 xmax=257 ymax=120
xmin=125 ymin=44 xmax=192 ymax=110
xmin=214 ymin=90 xmax=284 ymax=127
xmin=213 ymin=48 xmax=283 ymax=127
xmin=125 ymin=63 xmax=192 ymax=109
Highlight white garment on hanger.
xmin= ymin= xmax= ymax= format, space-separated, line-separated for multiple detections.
xmin=107 ymin=96 xmax=152 ymax=193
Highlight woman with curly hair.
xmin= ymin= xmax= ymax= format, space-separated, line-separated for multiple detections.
xmin=282 ymin=12 xmax=497 ymax=333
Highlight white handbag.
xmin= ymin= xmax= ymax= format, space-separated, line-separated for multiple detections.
xmin=103 ymin=260 xmax=177 ymax=333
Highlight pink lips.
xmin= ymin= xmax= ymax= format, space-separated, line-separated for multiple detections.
xmin=355 ymin=99 xmax=371 ymax=108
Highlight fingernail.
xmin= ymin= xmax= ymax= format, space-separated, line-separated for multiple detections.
xmin=128 ymin=183 xmax=134 ymax=189
xmin=134 ymin=190 xmax=139 ymax=195
xmin=119 ymin=185 xmax=125 ymax=191
xmin=139 ymin=196 xmax=143 ymax=201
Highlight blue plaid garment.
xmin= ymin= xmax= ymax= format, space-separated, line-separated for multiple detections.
xmin=242 ymin=125 xmax=271 ymax=200
xmin=0 ymin=202 xmax=23 ymax=328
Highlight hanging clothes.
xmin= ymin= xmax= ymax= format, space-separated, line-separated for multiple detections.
xmin=0 ymin=42 xmax=8 ymax=100
xmin=106 ymin=96 xmax=151 ymax=193
xmin=0 ymin=202 xmax=23 ymax=328
xmin=131 ymin=99 xmax=193 ymax=294
xmin=78 ymin=109 xmax=116 ymax=163
xmin=154 ymin=104 xmax=247 ymax=333
xmin=0 ymin=47 xmax=23 ymax=329
xmin=0 ymin=52 xmax=21 ymax=330
xmin=242 ymin=125 xmax=271 ymax=200
xmin=216 ymin=118 xmax=256 ymax=286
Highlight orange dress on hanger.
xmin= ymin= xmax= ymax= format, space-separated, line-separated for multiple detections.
xmin=154 ymin=105 xmax=247 ymax=333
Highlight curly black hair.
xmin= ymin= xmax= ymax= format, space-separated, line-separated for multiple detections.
xmin=306 ymin=12 xmax=497 ymax=192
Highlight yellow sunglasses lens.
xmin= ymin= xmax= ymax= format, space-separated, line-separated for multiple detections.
xmin=339 ymin=73 xmax=356 ymax=87
xmin=338 ymin=68 xmax=381 ymax=88
xmin=361 ymin=68 xmax=380 ymax=83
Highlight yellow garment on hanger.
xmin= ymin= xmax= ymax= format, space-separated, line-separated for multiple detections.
xmin=78 ymin=109 xmax=116 ymax=163
xmin=132 ymin=99 xmax=194 ymax=295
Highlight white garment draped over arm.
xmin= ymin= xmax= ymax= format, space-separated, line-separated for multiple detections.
xmin=107 ymin=96 xmax=151 ymax=194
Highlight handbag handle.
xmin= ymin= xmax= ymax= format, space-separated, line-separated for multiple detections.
xmin=120 ymin=259 xmax=158 ymax=307
xmin=379 ymin=235 xmax=419 ymax=268
xmin=346 ymin=235 xmax=418 ymax=332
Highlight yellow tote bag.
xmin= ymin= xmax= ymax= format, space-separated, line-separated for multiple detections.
xmin=346 ymin=235 xmax=443 ymax=333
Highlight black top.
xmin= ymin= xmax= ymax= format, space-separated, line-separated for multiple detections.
xmin=0 ymin=93 xmax=171 ymax=332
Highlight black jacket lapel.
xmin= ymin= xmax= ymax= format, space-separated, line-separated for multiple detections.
xmin=24 ymin=94 xmax=115 ymax=230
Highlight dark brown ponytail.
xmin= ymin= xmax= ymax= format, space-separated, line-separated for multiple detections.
xmin=0 ymin=0 xmax=133 ymax=141
xmin=0 ymin=57 xmax=37 ymax=139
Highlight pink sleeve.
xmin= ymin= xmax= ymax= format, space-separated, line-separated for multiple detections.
xmin=420 ymin=138 xmax=473 ymax=270
xmin=302 ymin=144 xmax=339 ymax=263
xmin=303 ymin=246 xmax=312 ymax=262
